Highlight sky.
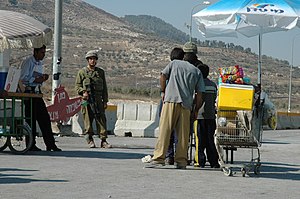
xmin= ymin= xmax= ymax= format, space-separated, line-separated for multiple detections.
xmin=84 ymin=0 xmax=300 ymax=66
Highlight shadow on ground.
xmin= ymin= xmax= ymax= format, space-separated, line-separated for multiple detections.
xmin=19 ymin=150 xmax=149 ymax=160
xmin=257 ymin=162 xmax=300 ymax=180
xmin=0 ymin=168 xmax=68 ymax=184
xmin=232 ymin=161 xmax=300 ymax=180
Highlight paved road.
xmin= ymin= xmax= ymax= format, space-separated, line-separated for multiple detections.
xmin=0 ymin=129 xmax=299 ymax=199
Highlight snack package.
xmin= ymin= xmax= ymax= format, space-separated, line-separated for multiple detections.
xmin=219 ymin=65 xmax=239 ymax=76
xmin=219 ymin=65 xmax=248 ymax=84
xmin=221 ymin=74 xmax=237 ymax=83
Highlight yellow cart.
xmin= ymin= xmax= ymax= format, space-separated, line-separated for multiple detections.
xmin=215 ymin=83 xmax=263 ymax=177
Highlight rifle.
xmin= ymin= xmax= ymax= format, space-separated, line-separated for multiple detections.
xmin=82 ymin=78 xmax=102 ymax=120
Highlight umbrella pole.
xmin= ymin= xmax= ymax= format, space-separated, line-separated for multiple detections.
xmin=258 ymin=33 xmax=262 ymax=87
xmin=256 ymin=33 xmax=263 ymax=107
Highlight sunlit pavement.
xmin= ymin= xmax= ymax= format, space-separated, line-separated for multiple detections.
xmin=0 ymin=130 xmax=299 ymax=199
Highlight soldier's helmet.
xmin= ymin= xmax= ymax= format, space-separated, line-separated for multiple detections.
xmin=85 ymin=50 xmax=98 ymax=60
xmin=183 ymin=42 xmax=198 ymax=54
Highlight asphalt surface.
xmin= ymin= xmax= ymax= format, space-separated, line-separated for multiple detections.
xmin=0 ymin=129 xmax=299 ymax=199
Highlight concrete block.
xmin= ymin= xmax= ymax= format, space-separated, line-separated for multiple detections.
xmin=289 ymin=113 xmax=300 ymax=129
xmin=276 ymin=112 xmax=300 ymax=130
xmin=137 ymin=104 xmax=151 ymax=121
xmin=114 ymin=102 xmax=159 ymax=137
xmin=124 ymin=103 xmax=137 ymax=120
xmin=276 ymin=112 xmax=290 ymax=129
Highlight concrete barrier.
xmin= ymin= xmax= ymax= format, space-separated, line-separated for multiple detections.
xmin=276 ymin=112 xmax=300 ymax=130
xmin=70 ymin=103 xmax=300 ymax=136
xmin=114 ymin=102 xmax=159 ymax=137
xmin=3 ymin=98 xmax=299 ymax=136
xmin=71 ymin=104 xmax=117 ymax=135
xmin=290 ymin=113 xmax=300 ymax=129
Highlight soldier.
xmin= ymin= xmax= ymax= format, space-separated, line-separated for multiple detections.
xmin=75 ymin=50 xmax=112 ymax=148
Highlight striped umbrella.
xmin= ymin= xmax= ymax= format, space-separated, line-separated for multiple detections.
xmin=0 ymin=10 xmax=53 ymax=52
xmin=193 ymin=0 xmax=300 ymax=86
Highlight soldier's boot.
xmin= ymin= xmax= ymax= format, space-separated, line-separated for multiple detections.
xmin=85 ymin=134 xmax=96 ymax=148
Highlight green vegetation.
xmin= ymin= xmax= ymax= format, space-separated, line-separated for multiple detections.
xmin=109 ymin=86 xmax=160 ymax=100
xmin=122 ymin=15 xmax=189 ymax=43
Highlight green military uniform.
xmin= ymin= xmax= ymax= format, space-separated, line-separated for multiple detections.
xmin=75 ymin=66 xmax=108 ymax=143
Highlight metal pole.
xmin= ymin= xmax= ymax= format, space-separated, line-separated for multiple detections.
xmin=288 ymin=34 xmax=300 ymax=112
xmin=52 ymin=0 xmax=63 ymax=102
xmin=189 ymin=1 xmax=211 ymax=42
xmin=258 ymin=33 xmax=262 ymax=86
xmin=288 ymin=43 xmax=294 ymax=113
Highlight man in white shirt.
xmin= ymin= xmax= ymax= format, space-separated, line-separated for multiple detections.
xmin=20 ymin=45 xmax=61 ymax=151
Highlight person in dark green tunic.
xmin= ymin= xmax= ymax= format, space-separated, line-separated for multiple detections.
xmin=75 ymin=50 xmax=111 ymax=148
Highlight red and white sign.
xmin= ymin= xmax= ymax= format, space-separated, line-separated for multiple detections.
xmin=4 ymin=67 xmax=21 ymax=92
xmin=47 ymin=85 xmax=82 ymax=122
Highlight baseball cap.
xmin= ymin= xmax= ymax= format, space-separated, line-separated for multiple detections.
xmin=183 ymin=42 xmax=198 ymax=54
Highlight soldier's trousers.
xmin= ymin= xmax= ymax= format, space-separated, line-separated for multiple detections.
xmin=81 ymin=100 xmax=107 ymax=142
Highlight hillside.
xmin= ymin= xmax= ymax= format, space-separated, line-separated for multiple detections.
xmin=122 ymin=15 xmax=190 ymax=43
xmin=1 ymin=0 xmax=299 ymax=112
xmin=122 ymin=15 xmax=254 ymax=53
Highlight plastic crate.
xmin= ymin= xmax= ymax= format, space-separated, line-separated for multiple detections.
xmin=218 ymin=83 xmax=254 ymax=110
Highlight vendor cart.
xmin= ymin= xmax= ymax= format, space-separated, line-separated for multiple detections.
xmin=0 ymin=9 xmax=54 ymax=154
xmin=215 ymin=83 xmax=263 ymax=177
xmin=0 ymin=92 xmax=42 ymax=154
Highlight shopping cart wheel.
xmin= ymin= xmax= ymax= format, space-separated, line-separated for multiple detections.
xmin=0 ymin=135 xmax=9 ymax=151
xmin=8 ymin=124 xmax=33 ymax=154
xmin=223 ymin=167 xmax=233 ymax=176
xmin=254 ymin=165 xmax=261 ymax=175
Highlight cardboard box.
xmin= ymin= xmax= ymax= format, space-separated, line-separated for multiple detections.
xmin=218 ymin=83 xmax=254 ymax=110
